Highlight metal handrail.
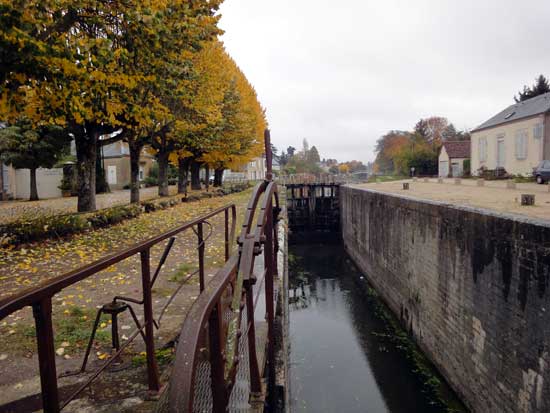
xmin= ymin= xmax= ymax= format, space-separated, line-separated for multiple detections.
xmin=0 ymin=203 xmax=237 ymax=413
xmin=168 ymin=130 xmax=281 ymax=412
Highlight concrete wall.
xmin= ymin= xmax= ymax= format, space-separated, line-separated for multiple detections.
xmin=472 ymin=115 xmax=545 ymax=175
xmin=15 ymin=168 xmax=63 ymax=199
xmin=341 ymin=185 xmax=550 ymax=413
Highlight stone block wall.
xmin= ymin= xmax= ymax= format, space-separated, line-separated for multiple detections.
xmin=341 ymin=186 xmax=550 ymax=413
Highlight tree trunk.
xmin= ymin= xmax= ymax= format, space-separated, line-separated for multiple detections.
xmin=75 ymin=131 xmax=97 ymax=212
xmin=205 ymin=164 xmax=210 ymax=191
xmin=157 ymin=149 xmax=169 ymax=197
xmin=190 ymin=160 xmax=201 ymax=190
xmin=129 ymin=140 xmax=143 ymax=203
xmin=214 ymin=168 xmax=224 ymax=187
xmin=29 ymin=167 xmax=39 ymax=201
xmin=178 ymin=157 xmax=190 ymax=194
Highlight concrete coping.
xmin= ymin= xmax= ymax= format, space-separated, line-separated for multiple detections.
xmin=344 ymin=184 xmax=550 ymax=228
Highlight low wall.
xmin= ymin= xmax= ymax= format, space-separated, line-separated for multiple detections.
xmin=15 ymin=168 xmax=63 ymax=199
xmin=341 ymin=185 xmax=550 ymax=413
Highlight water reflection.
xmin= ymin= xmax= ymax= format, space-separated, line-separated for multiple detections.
xmin=289 ymin=243 xmax=467 ymax=413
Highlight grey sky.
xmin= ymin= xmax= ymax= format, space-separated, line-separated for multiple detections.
xmin=219 ymin=0 xmax=550 ymax=163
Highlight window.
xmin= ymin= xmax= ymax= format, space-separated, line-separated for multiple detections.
xmin=534 ymin=123 xmax=543 ymax=140
xmin=478 ymin=137 xmax=488 ymax=162
xmin=515 ymin=129 xmax=528 ymax=160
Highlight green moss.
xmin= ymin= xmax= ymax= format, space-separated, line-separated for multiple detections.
xmin=365 ymin=287 xmax=466 ymax=412
xmin=169 ymin=263 xmax=196 ymax=283
xmin=131 ymin=348 xmax=174 ymax=367
xmin=0 ymin=306 xmax=111 ymax=355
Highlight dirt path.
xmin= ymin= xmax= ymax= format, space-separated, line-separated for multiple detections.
xmin=356 ymin=178 xmax=550 ymax=221
xmin=0 ymin=185 xmax=180 ymax=224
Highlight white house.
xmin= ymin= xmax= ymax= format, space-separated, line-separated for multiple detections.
xmin=438 ymin=141 xmax=471 ymax=177
xmin=471 ymin=92 xmax=550 ymax=176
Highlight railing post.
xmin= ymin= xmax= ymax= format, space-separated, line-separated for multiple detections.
xmin=244 ymin=280 xmax=262 ymax=396
xmin=33 ymin=297 xmax=60 ymax=413
xmin=197 ymin=222 xmax=205 ymax=291
xmin=208 ymin=302 xmax=227 ymax=412
xmin=224 ymin=209 xmax=230 ymax=261
xmin=264 ymin=200 xmax=276 ymax=406
xmin=141 ymin=249 xmax=160 ymax=393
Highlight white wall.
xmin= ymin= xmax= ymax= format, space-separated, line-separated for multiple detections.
xmin=471 ymin=115 xmax=545 ymax=176
xmin=15 ymin=168 xmax=63 ymax=199
xmin=438 ymin=146 xmax=450 ymax=177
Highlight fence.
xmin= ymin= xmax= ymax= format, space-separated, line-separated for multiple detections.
xmin=167 ymin=130 xmax=281 ymax=412
xmin=0 ymin=203 xmax=237 ymax=412
xmin=0 ymin=130 xmax=282 ymax=413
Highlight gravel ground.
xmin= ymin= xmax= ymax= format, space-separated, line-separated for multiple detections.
xmin=355 ymin=178 xmax=550 ymax=221
xmin=0 ymin=186 xmax=179 ymax=224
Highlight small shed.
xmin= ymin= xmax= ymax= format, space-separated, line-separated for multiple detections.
xmin=438 ymin=141 xmax=471 ymax=177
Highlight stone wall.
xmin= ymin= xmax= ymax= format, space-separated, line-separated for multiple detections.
xmin=341 ymin=186 xmax=550 ymax=413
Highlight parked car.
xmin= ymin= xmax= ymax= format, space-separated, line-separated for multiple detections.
xmin=533 ymin=160 xmax=550 ymax=184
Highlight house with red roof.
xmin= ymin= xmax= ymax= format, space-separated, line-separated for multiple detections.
xmin=438 ymin=141 xmax=471 ymax=177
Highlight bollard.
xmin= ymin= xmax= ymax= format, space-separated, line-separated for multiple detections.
xmin=506 ymin=181 xmax=516 ymax=189
xmin=403 ymin=183 xmax=409 ymax=190
xmin=438 ymin=178 xmax=444 ymax=184
xmin=521 ymin=194 xmax=535 ymax=206
xmin=454 ymin=178 xmax=461 ymax=185
xmin=477 ymin=179 xmax=485 ymax=187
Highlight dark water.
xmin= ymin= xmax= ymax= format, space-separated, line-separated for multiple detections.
xmin=289 ymin=243 xmax=467 ymax=413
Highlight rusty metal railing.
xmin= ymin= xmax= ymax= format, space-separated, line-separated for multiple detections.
xmin=0 ymin=203 xmax=237 ymax=413
xmin=168 ymin=130 xmax=281 ymax=412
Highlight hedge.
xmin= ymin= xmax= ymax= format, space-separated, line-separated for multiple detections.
xmin=0 ymin=204 xmax=142 ymax=247
xmin=0 ymin=181 xmax=252 ymax=248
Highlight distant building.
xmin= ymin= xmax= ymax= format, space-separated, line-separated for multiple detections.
xmin=243 ymin=156 xmax=267 ymax=180
xmin=100 ymin=141 xmax=155 ymax=190
xmin=438 ymin=141 xmax=471 ymax=177
xmin=471 ymin=92 xmax=550 ymax=176
xmin=272 ymin=156 xmax=281 ymax=172
xmin=0 ymin=139 xmax=154 ymax=200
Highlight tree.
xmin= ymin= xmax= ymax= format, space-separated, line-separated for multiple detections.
xmin=338 ymin=164 xmax=349 ymax=174
xmin=307 ymin=145 xmax=321 ymax=164
xmin=302 ymin=139 xmax=310 ymax=156
xmin=374 ymin=131 xmax=410 ymax=174
xmin=414 ymin=119 xmax=430 ymax=140
xmin=0 ymin=118 xmax=71 ymax=200
xmin=287 ymin=146 xmax=296 ymax=157
xmin=515 ymin=75 xmax=550 ymax=102
xmin=423 ymin=117 xmax=449 ymax=147
xmin=0 ymin=0 xmax=223 ymax=210
xmin=442 ymin=123 xmax=458 ymax=141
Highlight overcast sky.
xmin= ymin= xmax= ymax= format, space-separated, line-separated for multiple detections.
xmin=219 ymin=0 xmax=550 ymax=163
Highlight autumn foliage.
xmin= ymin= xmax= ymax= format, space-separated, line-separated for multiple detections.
xmin=0 ymin=1 xmax=266 ymax=210
xmin=374 ymin=117 xmax=470 ymax=175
